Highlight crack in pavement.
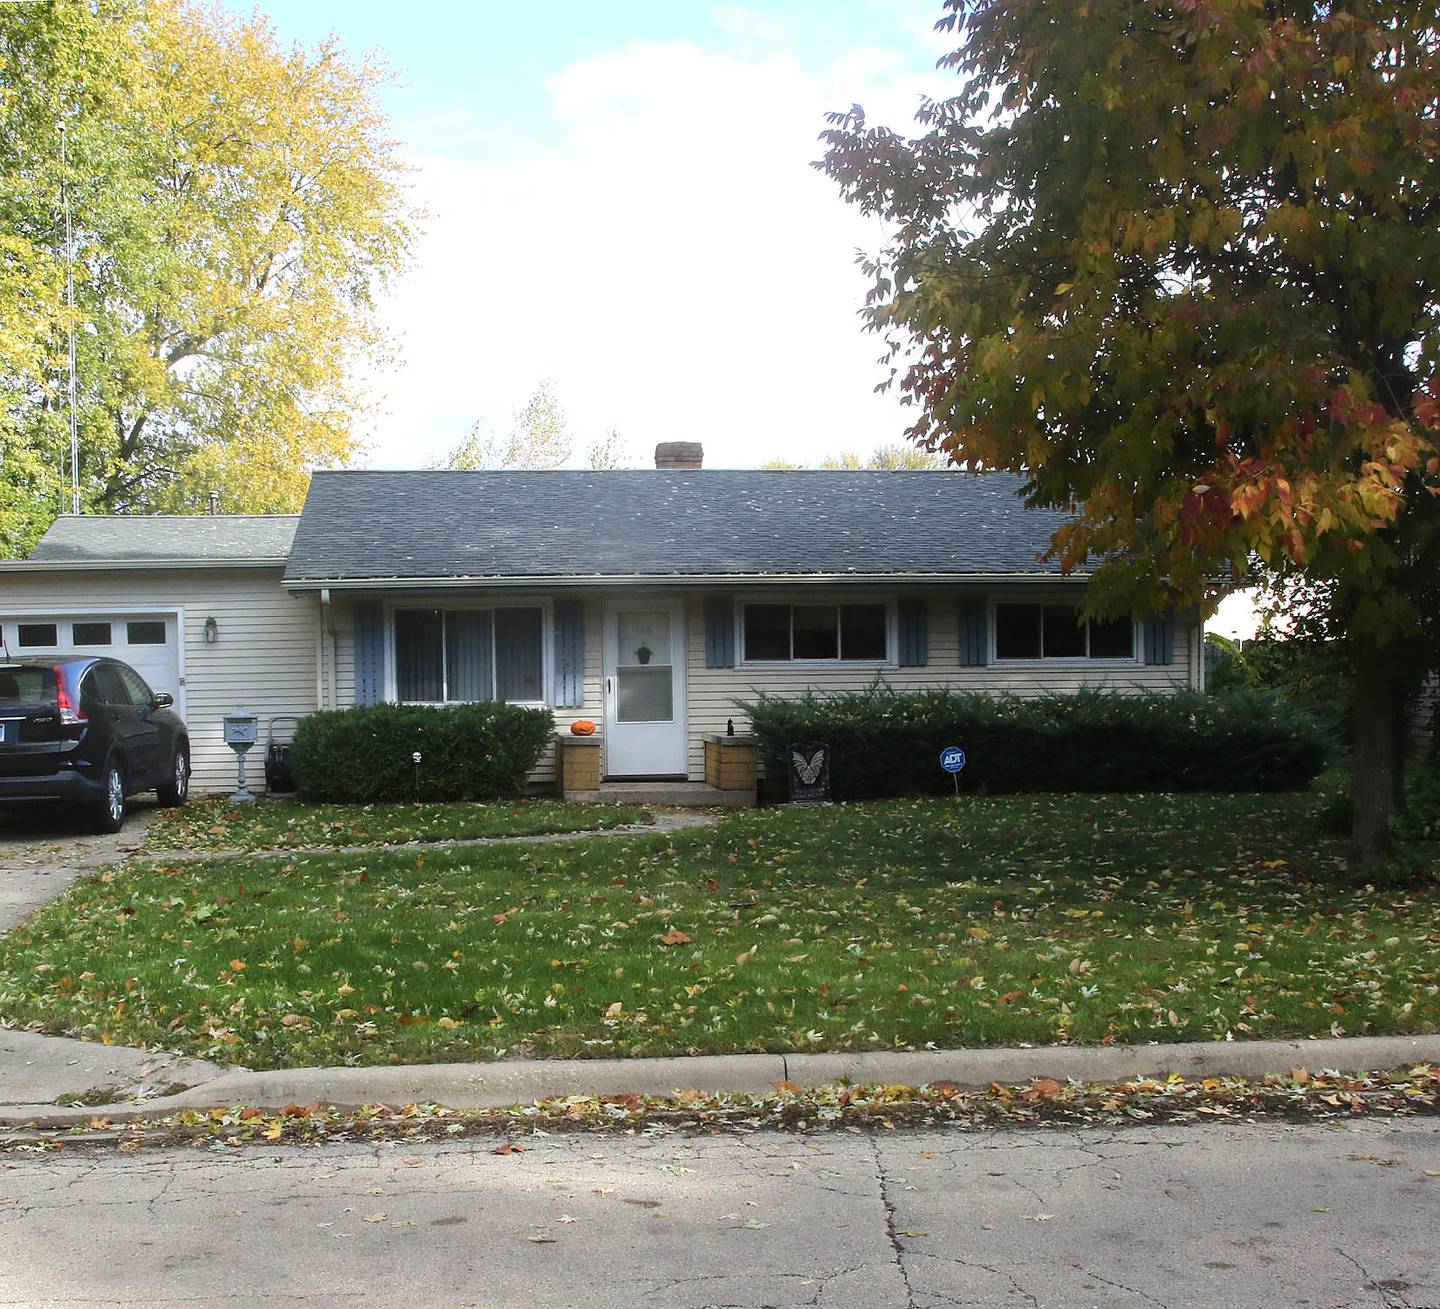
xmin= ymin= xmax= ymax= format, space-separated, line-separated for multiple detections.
xmin=873 ymin=1134 xmax=918 ymax=1309
xmin=1336 ymin=1247 xmax=1425 ymax=1309
xmin=908 ymin=1251 xmax=1039 ymax=1309
xmin=1076 ymin=1266 xmax=1170 ymax=1308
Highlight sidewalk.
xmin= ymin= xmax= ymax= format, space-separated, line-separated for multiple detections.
xmin=4 ymin=1029 xmax=1438 ymax=1129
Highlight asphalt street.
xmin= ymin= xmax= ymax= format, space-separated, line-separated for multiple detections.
xmin=2 ymin=1116 xmax=1437 ymax=1308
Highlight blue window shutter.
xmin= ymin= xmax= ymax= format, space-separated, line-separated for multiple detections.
xmin=1145 ymin=611 xmax=1176 ymax=666
xmin=898 ymin=598 xmax=928 ymax=667
xmin=553 ymin=599 xmax=585 ymax=707
xmin=957 ymin=597 xmax=989 ymax=666
xmin=705 ymin=596 xmax=735 ymax=668
xmin=353 ymin=601 xmax=384 ymax=706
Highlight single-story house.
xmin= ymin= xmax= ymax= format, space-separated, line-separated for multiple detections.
xmin=0 ymin=444 xmax=1204 ymax=796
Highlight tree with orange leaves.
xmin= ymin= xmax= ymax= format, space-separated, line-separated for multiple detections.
xmin=820 ymin=0 xmax=1439 ymax=868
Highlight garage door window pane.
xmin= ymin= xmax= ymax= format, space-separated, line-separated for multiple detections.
xmin=17 ymin=623 xmax=57 ymax=648
xmin=72 ymin=622 xmax=112 ymax=646
xmin=126 ymin=620 xmax=167 ymax=645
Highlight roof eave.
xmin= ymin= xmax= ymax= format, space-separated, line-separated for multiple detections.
xmin=0 ymin=557 xmax=290 ymax=572
xmin=282 ymin=570 xmax=1088 ymax=591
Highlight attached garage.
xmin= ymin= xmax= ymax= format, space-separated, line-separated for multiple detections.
xmin=0 ymin=516 xmax=319 ymax=792
xmin=0 ymin=612 xmax=183 ymax=715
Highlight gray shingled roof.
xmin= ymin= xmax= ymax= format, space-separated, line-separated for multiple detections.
xmin=283 ymin=470 xmax=1079 ymax=584
xmin=28 ymin=515 xmax=298 ymax=565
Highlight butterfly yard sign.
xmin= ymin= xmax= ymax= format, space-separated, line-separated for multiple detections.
xmin=788 ymin=742 xmax=831 ymax=805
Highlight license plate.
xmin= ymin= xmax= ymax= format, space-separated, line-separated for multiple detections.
xmin=0 ymin=722 xmax=8 ymax=745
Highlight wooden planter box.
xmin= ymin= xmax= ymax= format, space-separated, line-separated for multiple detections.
xmin=557 ymin=733 xmax=602 ymax=799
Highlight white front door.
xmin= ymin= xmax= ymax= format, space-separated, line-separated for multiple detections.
xmin=603 ymin=600 xmax=686 ymax=777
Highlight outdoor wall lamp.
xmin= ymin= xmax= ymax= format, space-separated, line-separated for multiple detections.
xmin=203 ymin=616 xmax=219 ymax=644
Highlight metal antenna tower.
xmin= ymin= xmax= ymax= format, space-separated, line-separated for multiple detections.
xmin=60 ymin=119 xmax=79 ymax=515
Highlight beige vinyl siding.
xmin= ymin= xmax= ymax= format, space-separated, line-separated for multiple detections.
xmin=0 ymin=568 xmax=319 ymax=792
xmin=683 ymin=591 xmax=1201 ymax=781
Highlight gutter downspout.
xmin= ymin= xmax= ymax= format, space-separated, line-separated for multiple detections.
xmin=319 ymin=587 xmax=337 ymax=711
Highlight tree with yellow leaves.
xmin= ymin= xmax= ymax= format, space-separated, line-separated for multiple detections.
xmin=0 ymin=0 xmax=412 ymax=554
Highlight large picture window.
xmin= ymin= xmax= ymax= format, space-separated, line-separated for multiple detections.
xmin=994 ymin=604 xmax=1134 ymax=661
xmin=393 ymin=606 xmax=545 ymax=704
xmin=742 ymin=603 xmax=888 ymax=662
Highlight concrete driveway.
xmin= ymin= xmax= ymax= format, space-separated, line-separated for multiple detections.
xmin=1 ymin=1117 xmax=1438 ymax=1308
xmin=0 ymin=803 xmax=159 ymax=935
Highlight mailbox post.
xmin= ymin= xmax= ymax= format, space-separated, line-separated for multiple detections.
xmin=223 ymin=709 xmax=260 ymax=803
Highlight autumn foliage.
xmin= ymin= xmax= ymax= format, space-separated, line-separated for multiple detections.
xmin=819 ymin=1 xmax=1440 ymax=862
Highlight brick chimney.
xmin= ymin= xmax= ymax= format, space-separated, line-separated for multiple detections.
xmin=654 ymin=441 xmax=703 ymax=470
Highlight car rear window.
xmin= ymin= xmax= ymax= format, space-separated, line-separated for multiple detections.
xmin=0 ymin=666 xmax=58 ymax=704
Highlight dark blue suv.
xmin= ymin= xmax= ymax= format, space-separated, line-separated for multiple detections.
xmin=0 ymin=658 xmax=190 ymax=833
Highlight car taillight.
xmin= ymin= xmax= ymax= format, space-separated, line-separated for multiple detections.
xmin=55 ymin=668 xmax=87 ymax=726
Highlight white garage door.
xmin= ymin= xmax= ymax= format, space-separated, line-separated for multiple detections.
xmin=0 ymin=612 xmax=183 ymax=713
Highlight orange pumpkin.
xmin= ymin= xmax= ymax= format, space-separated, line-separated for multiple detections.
xmin=570 ymin=719 xmax=597 ymax=736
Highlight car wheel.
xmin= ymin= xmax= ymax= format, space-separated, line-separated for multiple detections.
xmin=158 ymin=747 xmax=189 ymax=807
xmin=92 ymin=761 xmax=126 ymax=834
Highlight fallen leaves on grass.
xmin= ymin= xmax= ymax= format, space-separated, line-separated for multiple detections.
xmin=8 ymin=794 xmax=1440 ymax=1071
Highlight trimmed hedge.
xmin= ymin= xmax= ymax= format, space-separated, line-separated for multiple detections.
xmin=742 ymin=686 xmax=1330 ymax=800
xmin=290 ymin=702 xmax=554 ymax=803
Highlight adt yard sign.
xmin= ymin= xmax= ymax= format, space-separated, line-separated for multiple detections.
xmin=940 ymin=745 xmax=966 ymax=797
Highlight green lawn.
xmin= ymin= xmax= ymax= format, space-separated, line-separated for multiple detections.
xmin=143 ymin=795 xmax=650 ymax=853
xmin=3 ymin=792 xmax=1438 ymax=1069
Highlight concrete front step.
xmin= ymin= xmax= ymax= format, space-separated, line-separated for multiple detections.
xmin=570 ymin=781 xmax=755 ymax=808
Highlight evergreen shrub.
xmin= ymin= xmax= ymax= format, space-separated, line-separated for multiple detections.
xmin=291 ymin=702 xmax=553 ymax=803
xmin=742 ymin=685 xmax=1329 ymax=800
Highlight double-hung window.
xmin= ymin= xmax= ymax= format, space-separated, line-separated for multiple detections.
xmin=742 ymin=602 xmax=889 ymax=663
xmin=993 ymin=603 xmax=1134 ymax=661
xmin=393 ymin=606 xmax=545 ymax=704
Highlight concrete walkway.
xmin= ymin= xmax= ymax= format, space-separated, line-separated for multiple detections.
xmin=139 ymin=807 xmax=720 ymax=864
xmin=0 ymin=805 xmax=160 ymax=934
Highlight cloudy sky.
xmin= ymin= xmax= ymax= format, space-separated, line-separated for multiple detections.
xmin=226 ymin=1 xmax=956 ymax=471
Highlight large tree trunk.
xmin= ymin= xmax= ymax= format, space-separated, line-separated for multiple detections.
xmin=1350 ymin=644 xmax=1401 ymax=870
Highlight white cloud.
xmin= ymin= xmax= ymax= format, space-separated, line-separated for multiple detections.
xmin=362 ymin=36 xmax=949 ymax=469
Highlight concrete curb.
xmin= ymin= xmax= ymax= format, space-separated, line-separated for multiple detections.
xmin=4 ymin=1034 xmax=1438 ymax=1130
